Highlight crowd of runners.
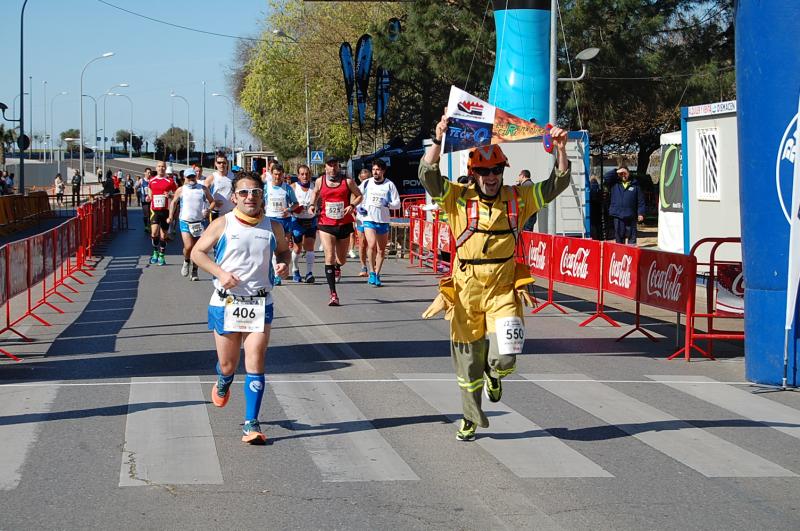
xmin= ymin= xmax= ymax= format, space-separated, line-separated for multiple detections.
xmin=124 ymin=120 xmax=570 ymax=446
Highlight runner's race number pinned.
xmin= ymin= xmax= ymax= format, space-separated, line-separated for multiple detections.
xmin=152 ymin=194 xmax=167 ymax=209
xmin=188 ymin=222 xmax=204 ymax=238
xmin=223 ymin=297 xmax=266 ymax=333
xmin=326 ymin=201 xmax=345 ymax=220
xmin=495 ymin=316 xmax=525 ymax=355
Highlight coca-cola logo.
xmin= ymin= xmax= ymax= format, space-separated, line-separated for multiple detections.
xmin=646 ymin=262 xmax=684 ymax=301
xmin=608 ymin=252 xmax=633 ymax=289
xmin=559 ymin=246 xmax=590 ymax=278
xmin=528 ymin=241 xmax=547 ymax=271
xmin=732 ymin=272 xmax=744 ymax=297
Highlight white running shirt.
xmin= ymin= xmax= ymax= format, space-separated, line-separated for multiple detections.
xmin=210 ymin=171 xmax=234 ymax=215
xmin=292 ymin=182 xmax=316 ymax=219
xmin=210 ymin=212 xmax=276 ymax=305
xmin=359 ymin=178 xmax=401 ymax=224
xmin=179 ymin=183 xmax=208 ymax=222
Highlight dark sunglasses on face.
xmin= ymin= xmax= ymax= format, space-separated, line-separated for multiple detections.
xmin=216 ymin=160 xmax=228 ymax=165
xmin=472 ymin=164 xmax=505 ymax=177
xmin=236 ymin=188 xmax=264 ymax=198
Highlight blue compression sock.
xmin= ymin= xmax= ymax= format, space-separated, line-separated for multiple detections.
xmin=243 ymin=373 xmax=266 ymax=421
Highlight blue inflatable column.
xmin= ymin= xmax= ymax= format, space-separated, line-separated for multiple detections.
xmin=737 ymin=1 xmax=800 ymax=385
xmin=488 ymin=0 xmax=551 ymax=126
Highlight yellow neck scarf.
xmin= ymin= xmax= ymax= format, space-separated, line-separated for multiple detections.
xmin=233 ymin=208 xmax=264 ymax=225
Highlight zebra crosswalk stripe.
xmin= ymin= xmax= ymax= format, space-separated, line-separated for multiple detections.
xmin=398 ymin=373 xmax=613 ymax=478
xmin=0 ymin=382 xmax=60 ymax=491
xmin=647 ymin=375 xmax=800 ymax=441
xmin=119 ymin=376 xmax=223 ymax=486
xmin=524 ymin=373 xmax=796 ymax=478
xmin=268 ymin=374 xmax=419 ymax=482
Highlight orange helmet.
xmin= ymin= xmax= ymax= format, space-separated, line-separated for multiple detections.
xmin=467 ymin=144 xmax=509 ymax=172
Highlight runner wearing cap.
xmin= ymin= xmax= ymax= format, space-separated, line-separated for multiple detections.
xmin=146 ymin=160 xmax=178 ymax=266
xmin=168 ymin=168 xmax=217 ymax=281
xmin=290 ymin=164 xmax=318 ymax=283
xmin=263 ymin=163 xmax=299 ymax=286
xmin=191 ymin=171 xmax=291 ymax=444
xmin=309 ymin=156 xmax=363 ymax=306
xmin=358 ymin=159 xmax=401 ymax=286
xmin=205 ymin=155 xmax=235 ymax=222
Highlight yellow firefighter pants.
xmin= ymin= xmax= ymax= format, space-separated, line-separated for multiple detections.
xmin=450 ymin=271 xmax=522 ymax=428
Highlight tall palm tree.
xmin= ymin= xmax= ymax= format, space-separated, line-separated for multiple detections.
xmin=0 ymin=124 xmax=17 ymax=168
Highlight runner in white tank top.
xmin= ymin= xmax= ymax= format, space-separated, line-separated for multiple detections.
xmin=290 ymin=164 xmax=318 ymax=283
xmin=191 ymin=171 xmax=291 ymax=445
xmin=205 ymin=155 xmax=235 ymax=219
xmin=168 ymin=168 xmax=216 ymax=281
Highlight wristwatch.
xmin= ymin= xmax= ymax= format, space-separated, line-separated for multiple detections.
xmin=431 ymin=137 xmax=442 ymax=145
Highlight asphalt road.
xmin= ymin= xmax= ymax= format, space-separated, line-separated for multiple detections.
xmin=1 ymin=210 xmax=799 ymax=530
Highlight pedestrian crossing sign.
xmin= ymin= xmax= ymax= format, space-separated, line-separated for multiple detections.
xmin=311 ymin=150 xmax=324 ymax=164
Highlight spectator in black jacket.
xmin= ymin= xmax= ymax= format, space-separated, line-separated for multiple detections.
xmin=608 ymin=166 xmax=645 ymax=245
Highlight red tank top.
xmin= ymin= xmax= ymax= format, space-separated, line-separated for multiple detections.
xmin=318 ymin=176 xmax=354 ymax=225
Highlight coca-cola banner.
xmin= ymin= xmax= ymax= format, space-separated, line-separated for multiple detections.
xmin=637 ymin=248 xmax=696 ymax=313
xmin=603 ymin=242 xmax=640 ymax=300
xmin=552 ymin=236 xmax=602 ymax=290
xmin=437 ymin=222 xmax=451 ymax=252
xmin=520 ymin=231 xmax=552 ymax=279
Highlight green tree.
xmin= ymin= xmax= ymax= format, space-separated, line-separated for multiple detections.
xmin=156 ymin=127 xmax=193 ymax=158
xmin=237 ymin=0 xmax=402 ymax=161
xmin=115 ymin=129 xmax=131 ymax=152
xmin=0 ymin=125 xmax=16 ymax=166
xmin=559 ymin=0 xmax=735 ymax=174
xmin=370 ymin=0 xmax=495 ymax=145
xmin=60 ymin=128 xmax=80 ymax=154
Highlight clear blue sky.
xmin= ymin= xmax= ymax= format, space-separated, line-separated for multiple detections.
xmin=1 ymin=0 xmax=268 ymax=152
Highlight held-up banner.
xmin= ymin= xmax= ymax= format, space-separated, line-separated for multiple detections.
xmin=520 ymin=231 xmax=552 ymax=279
xmin=338 ymin=43 xmax=355 ymax=127
xmin=443 ymin=86 xmax=548 ymax=154
xmin=637 ymin=248 xmax=696 ymax=313
xmin=603 ymin=242 xmax=640 ymax=300
xmin=551 ymin=236 xmax=601 ymax=290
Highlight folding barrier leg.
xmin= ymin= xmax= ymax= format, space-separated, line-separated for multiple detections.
xmin=0 ymin=348 xmax=22 ymax=362
xmin=616 ymin=301 xmax=659 ymax=342
xmin=530 ymin=278 xmax=567 ymax=315
xmin=579 ymin=290 xmax=621 ymax=327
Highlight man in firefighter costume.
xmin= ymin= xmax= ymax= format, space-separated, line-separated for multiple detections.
xmin=419 ymin=111 xmax=571 ymax=441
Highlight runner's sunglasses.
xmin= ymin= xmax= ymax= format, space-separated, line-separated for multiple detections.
xmin=236 ymin=188 xmax=264 ymax=198
xmin=472 ymin=164 xmax=506 ymax=177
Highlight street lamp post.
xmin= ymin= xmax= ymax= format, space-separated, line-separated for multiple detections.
xmin=273 ymin=29 xmax=310 ymax=166
xmin=112 ymin=93 xmax=134 ymax=159
xmin=101 ymin=83 xmax=129 ymax=177
xmin=79 ymin=52 xmax=114 ymax=180
xmin=211 ymin=93 xmax=235 ymax=163
xmin=42 ymin=80 xmax=47 ymax=161
xmin=50 ymin=91 xmax=68 ymax=164
xmin=11 ymin=92 xmax=28 ymax=159
xmin=19 ymin=0 xmax=29 ymax=192
xmin=82 ymin=94 xmax=99 ymax=176
xmin=170 ymin=92 xmax=190 ymax=164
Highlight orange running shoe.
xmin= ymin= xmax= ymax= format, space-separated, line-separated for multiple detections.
xmin=241 ymin=420 xmax=267 ymax=445
xmin=211 ymin=382 xmax=230 ymax=408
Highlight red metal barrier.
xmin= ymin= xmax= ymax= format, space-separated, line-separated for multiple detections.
xmin=520 ymin=232 xmax=564 ymax=314
xmin=0 ymin=196 xmax=119 ymax=361
xmin=666 ymin=238 xmax=743 ymax=361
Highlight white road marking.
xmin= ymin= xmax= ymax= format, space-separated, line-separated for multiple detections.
xmin=119 ymin=376 xmax=223 ymax=486
xmin=269 ymin=374 xmax=418 ymax=482
xmin=399 ymin=373 xmax=612 ymax=478
xmin=525 ymin=373 xmax=796 ymax=478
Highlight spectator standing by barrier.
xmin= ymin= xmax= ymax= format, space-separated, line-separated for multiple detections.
xmin=608 ymin=166 xmax=645 ymax=245
xmin=124 ymin=174 xmax=135 ymax=205
xmin=71 ymin=169 xmax=82 ymax=206
xmin=54 ymin=173 xmax=65 ymax=205
xmin=516 ymin=169 xmax=537 ymax=231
